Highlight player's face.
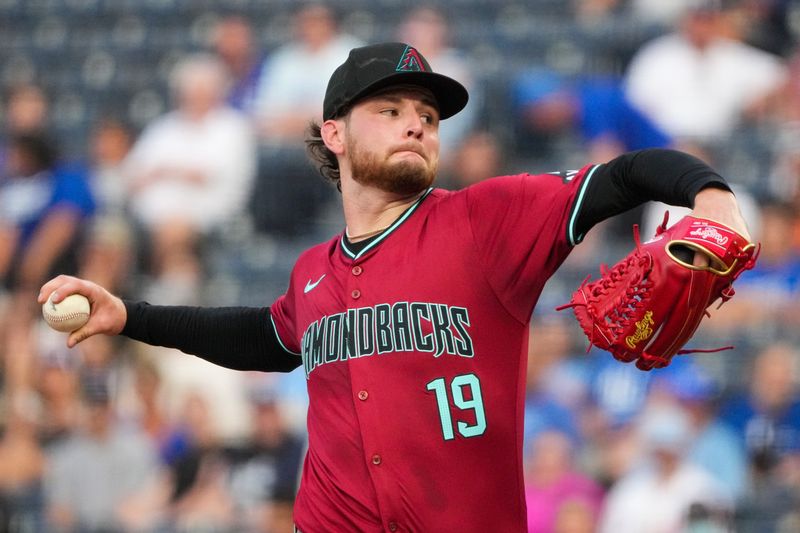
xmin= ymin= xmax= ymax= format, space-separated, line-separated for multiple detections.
xmin=344 ymin=87 xmax=440 ymax=195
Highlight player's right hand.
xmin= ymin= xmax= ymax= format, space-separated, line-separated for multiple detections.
xmin=37 ymin=275 xmax=127 ymax=348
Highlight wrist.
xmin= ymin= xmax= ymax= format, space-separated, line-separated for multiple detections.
xmin=693 ymin=185 xmax=735 ymax=207
xmin=111 ymin=296 xmax=128 ymax=335
xmin=691 ymin=188 xmax=751 ymax=241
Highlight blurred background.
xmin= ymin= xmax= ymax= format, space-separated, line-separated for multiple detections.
xmin=1 ymin=0 xmax=800 ymax=531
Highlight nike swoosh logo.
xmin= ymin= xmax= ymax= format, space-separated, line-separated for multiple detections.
xmin=304 ymin=274 xmax=326 ymax=294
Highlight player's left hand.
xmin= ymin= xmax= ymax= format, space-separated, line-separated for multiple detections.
xmin=558 ymin=211 xmax=759 ymax=371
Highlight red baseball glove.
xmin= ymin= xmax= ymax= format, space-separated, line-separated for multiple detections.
xmin=557 ymin=213 xmax=759 ymax=371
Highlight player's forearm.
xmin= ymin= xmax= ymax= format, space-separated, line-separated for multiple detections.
xmin=121 ymin=301 xmax=301 ymax=373
xmin=573 ymin=148 xmax=731 ymax=236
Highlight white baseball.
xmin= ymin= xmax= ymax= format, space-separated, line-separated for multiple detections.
xmin=42 ymin=294 xmax=91 ymax=333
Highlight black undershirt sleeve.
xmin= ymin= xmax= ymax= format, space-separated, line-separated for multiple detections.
xmin=120 ymin=301 xmax=301 ymax=373
xmin=572 ymin=148 xmax=732 ymax=239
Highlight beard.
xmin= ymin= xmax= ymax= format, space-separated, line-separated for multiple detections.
xmin=347 ymin=137 xmax=438 ymax=195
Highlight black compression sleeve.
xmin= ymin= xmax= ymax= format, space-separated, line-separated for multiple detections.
xmin=573 ymin=148 xmax=732 ymax=238
xmin=120 ymin=301 xmax=301 ymax=373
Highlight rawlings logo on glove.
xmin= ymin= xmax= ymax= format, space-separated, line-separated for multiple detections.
xmin=557 ymin=213 xmax=759 ymax=371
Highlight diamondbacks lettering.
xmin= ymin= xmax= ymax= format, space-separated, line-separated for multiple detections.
xmin=301 ymin=302 xmax=474 ymax=378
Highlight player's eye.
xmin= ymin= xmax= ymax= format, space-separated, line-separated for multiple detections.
xmin=380 ymin=108 xmax=399 ymax=117
xmin=421 ymin=113 xmax=436 ymax=125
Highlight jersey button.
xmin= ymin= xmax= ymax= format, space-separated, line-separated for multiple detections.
xmin=351 ymin=265 xmax=363 ymax=276
xmin=357 ymin=390 xmax=368 ymax=401
xmin=388 ymin=522 xmax=398 ymax=532
xmin=371 ymin=454 xmax=381 ymax=465
xmin=351 ymin=289 xmax=361 ymax=299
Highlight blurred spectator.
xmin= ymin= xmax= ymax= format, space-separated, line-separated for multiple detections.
xmin=85 ymin=120 xmax=133 ymax=223
xmin=651 ymin=358 xmax=748 ymax=499
xmin=553 ymin=498 xmax=598 ymax=533
xmin=396 ymin=5 xmax=480 ymax=156
xmin=253 ymin=3 xmax=361 ymax=143
xmin=587 ymin=352 xmax=653 ymax=432
xmin=166 ymin=391 xmax=235 ymax=532
xmin=578 ymin=353 xmax=654 ymax=487
xmin=512 ymin=70 xmax=672 ymax=163
xmin=701 ymin=200 xmax=800 ymax=338
xmin=34 ymin=346 xmax=81 ymax=448
xmin=0 ymin=134 xmax=95 ymax=298
xmin=226 ymin=383 xmax=305 ymax=531
xmin=718 ymin=342 xmax=800 ymax=460
xmin=0 ymin=392 xmax=46 ymax=532
xmin=575 ymin=0 xmax=625 ymax=23
xmin=524 ymin=430 xmax=604 ymax=533
xmin=1 ymin=84 xmax=48 ymax=139
xmin=525 ymin=315 xmax=584 ymax=449
xmin=264 ymin=491 xmax=297 ymax=533
xmin=250 ymin=3 xmax=359 ymax=237
xmin=79 ymin=119 xmax=136 ymax=294
xmin=599 ymin=404 xmax=733 ymax=532
xmin=760 ymin=49 xmax=800 ymax=209
xmin=124 ymin=54 xmax=256 ymax=302
xmin=211 ymin=15 xmax=264 ymax=115
xmin=169 ymin=451 xmax=234 ymax=532
xmin=730 ymin=0 xmax=797 ymax=57
xmin=44 ymin=372 xmax=164 ymax=531
xmin=0 ymin=84 xmax=50 ymax=201
xmin=445 ymin=130 xmax=504 ymax=189
xmin=625 ymin=0 xmax=787 ymax=154
xmin=630 ymin=0 xmax=707 ymax=27
xmin=1 ymin=320 xmax=48 ymax=531
xmin=125 ymin=356 xmax=188 ymax=467
xmin=735 ymin=423 xmax=800 ymax=532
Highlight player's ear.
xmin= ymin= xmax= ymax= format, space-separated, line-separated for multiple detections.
xmin=321 ymin=119 xmax=346 ymax=155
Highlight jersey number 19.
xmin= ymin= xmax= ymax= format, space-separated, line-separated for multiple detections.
xmin=426 ymin=373 xmax=487 ymax=441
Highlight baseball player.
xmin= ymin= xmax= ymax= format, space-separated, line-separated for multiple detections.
xmin=40 ymin=42 xmax=752 ymax=531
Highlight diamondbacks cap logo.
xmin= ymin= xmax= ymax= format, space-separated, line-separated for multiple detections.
xmin=396 ymin=45 xmax=426 ymax=72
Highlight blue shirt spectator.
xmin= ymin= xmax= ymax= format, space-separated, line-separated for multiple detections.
xmin=0 ymin=134 xmax=95 ymax=291
xmin=512 ymin=70 xmax=672 ymax=162
xmin=654 ymin=357 xmax=748 ymax=499
xmin=718 ymin=343 xmax=800 ymax=456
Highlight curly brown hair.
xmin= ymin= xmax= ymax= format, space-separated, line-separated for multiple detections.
xmin=305 ymin=120 xmax=341 ymax=191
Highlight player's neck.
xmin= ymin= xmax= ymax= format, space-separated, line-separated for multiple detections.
xmin=341 ymin=180 xmax=426 ymax=242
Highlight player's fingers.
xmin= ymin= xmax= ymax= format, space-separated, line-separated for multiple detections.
xmin=65 ymin=294 xmax=127 ymax=348
xmin=38 ymin=275 xmax=83 ymax=304
xmin=693 ymin=251 xmax=711 ymax=268
xmin=67 ymin=325 xmax=94 ymax=348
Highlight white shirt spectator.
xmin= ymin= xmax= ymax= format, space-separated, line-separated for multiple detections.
xmin=254 ymin=33 xmax=362 ymax=141
xmin=599 ymin=461 xmax=732 ymax=533
xmin=600 ymin=404 xmax=734 ymax=533
xmin=625 ymin=34 xmax=786 ymax=140
xmin=124 ymin=106 xmax=255 ymax=233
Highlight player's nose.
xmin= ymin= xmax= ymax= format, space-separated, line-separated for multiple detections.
xmin=404 ymin=115 xmax=423 ymax=139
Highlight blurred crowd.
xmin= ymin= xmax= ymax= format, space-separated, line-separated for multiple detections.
xmin=1 ymin=0 xmax=800 ymax=531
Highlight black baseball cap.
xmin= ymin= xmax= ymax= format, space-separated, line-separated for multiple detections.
xmin=323 ymin=42 xmax=469 ymax=121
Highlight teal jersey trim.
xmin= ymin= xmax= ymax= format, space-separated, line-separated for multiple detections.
xmin=340 ymin=188 xmax=434 ymax=260
xmin=270 ymin=314 xmax=301 ymax=356
xmin=567 ymin=165 xmax=600 ymax=246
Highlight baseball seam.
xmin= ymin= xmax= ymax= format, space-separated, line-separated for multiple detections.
xmin=45 ymin=312 xmax=89 ymax=322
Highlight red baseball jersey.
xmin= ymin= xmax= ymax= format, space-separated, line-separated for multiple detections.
xmin=270 ymin=165 xmax=598 ymax=532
